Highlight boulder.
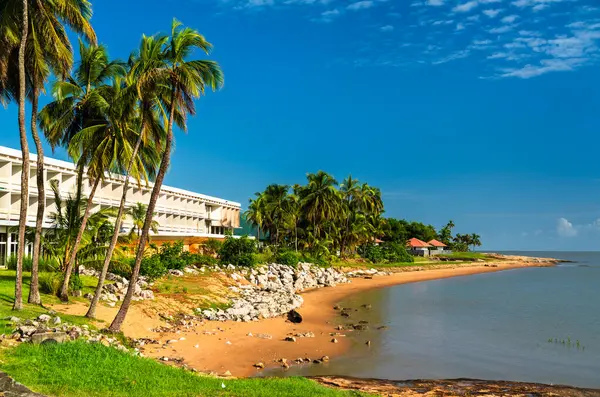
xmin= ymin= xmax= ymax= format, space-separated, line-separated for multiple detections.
xmin=287 ymin=310 xmax=302 ymax=324
xmin=31 ymin=332 xmax=68 ymax=344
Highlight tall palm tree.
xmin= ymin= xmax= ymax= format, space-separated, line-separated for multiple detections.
xmin=39 ymin=42 xmax=125 ymax=301
xmin=86 ymin=35 xmax=167 ymax=319
xmin=109 ymin=19 xmax=223 ymax=332
xmin=1 ymin=1 xmax=95 ymax=307
xmin=244 ymin=192 xmax=266 ymax=242
xmin=298 ymin=171 xmax=340 ymax=244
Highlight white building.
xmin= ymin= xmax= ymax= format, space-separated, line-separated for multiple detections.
xmin=0 ymin=145 xmax=241 ymax=263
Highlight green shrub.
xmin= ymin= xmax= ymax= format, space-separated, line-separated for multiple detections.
xmin=302 ymin=253 xmax=328 ymax=266
xmin=201 ymin=238 xmax=222 ymax=256
xmin=6 ymin=255 xmax=58 ymax=272
xmin=274 ymin=249 xmax=301 ymax=267
xmin=159 ymin=241 xmax=186 ymax=270
xmin=180 ymin=253 xmax=216 ymax=267
xmin=382 ymin=242 xmax=414 ymax=263
xmin=359 ymin=243 xmax=384 ymax=263
xmin=69 ymin=274 xmax=83 ymax=292
xmin=219 ymin=236 xmax=257 ymax=267
xmin=39 ymin=272 xmax=62 ymax=295
xmin=109 ymin=258 xmax=133 ymax=280
xmin=140 ymin=255 xmax=168 ymax=280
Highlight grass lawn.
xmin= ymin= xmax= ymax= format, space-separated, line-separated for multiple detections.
xmin=1 ymin=341 xmax=367 ymax=397
xmin=0 ymin=269 xmax=100 ymax=334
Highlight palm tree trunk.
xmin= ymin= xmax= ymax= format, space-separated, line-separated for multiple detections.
xmin=86 ymin=125 xmax=145 ymax=319
xmin=13 ymin=0 xmax=29 ymax=312
xmin=58 ymin=177 xmax=100 ymax=301
xmin=29 ymin=84 xmax=43 ymax=305
xmin=109 ymin=89 xmax=177 ymax=333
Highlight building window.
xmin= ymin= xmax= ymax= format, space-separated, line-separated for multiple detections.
xmin=0 ymin=233 xmax=6 ymax=266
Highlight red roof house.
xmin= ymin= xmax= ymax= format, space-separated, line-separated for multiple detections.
xmin=406 ymin=238 xmax=432 ymax=249
xmin=427 ymin=239 xmax=447 ymax=248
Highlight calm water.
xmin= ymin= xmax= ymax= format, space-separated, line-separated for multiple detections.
xmin=282 ymin=251 xmax=600 ymax=388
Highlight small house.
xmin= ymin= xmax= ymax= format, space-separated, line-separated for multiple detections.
xmin=427 ymin=239 xmax=451 ymax=255
xmin=406 ymin=237 xmax=432 ymax=256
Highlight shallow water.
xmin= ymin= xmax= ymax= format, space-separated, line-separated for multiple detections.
xmin=279 ymin=251 xmax=600 ymax=388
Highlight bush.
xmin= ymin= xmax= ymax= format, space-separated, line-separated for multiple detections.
xmin=201 ymin=239 xmax=222 ymax=256
xmin=219 ymin=236 xmax=257 ymax=267
xmin=109 ymin=258 xmax=133 ymax=280
xmin=159 ymin=241 xmax=186 ymax=270
xmin=274 ymin=249 xmax=301 ymax=267
xmin=39 ymin=272 xmax=62 ymax=295
xmin=69 ymin=274 xmax=83 ymax=292
xmin=6 ymin=255 xmax=59 ymax=272
xmin=181 ymin=252 xmax=217 ymax=267
xmin=359 ymin=243 xmax=384 ymax=263
xmin=140 ymin=255 xmax=167 ymax=281
xmin=382 ymin=242 xmax=414 ymax=263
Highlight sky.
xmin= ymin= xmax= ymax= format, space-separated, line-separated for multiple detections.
xmin=1 ymin=0 xmax=600 ymax=250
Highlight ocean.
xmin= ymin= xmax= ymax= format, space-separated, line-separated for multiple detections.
xmin=282 ymin=251 xmax=600 ymax=388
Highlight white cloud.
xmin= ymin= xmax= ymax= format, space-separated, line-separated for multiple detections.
xmin=502 ymin=58 xmax=584 ymax=78
xmin=557 ymin=218 xmax=578 ymax=237
xmin=380 ymin=24 xmax=394 ymax=31
xmin=347 ymin=0 xmax=374 ymax=10
xmin=480 ymin=0 xmax=502 ymax=3
xmin=426 ymin=0 xmax=445 ymax=5
xmin=483 ymin=9 xmax=503 ymax=17
xmin=456 ymin=22 xmax=466 ymax=30
xmin=453 ymin=0 xmax=479 ymax=12
xmin=314 ymin=8 xmax=341 ymax=22
xmin=489 ymin=24 xmax=516 ymax=34
xmin=433 ymin=49 xmax=470 ymax=64
xmin=511 ymin=0 xmax=564 ymax=9
xmin=501 ymin=14 xmax=519 ymax=23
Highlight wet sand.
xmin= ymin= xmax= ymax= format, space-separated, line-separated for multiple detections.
xmin=54 ymin=258 xmax=556 ymax=377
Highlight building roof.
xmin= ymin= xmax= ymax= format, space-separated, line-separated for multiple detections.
xmin=406 ymin=237 xmax=432 ymax=248
xmin=428 ymin=239 xmax=447 ymax=247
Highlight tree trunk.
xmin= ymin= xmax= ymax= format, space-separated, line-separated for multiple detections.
xmin=86 ymin=125 xmax=145 ymax=319
xmin=13 ymin=0 xmax=29 ymax=311
xmin=58 ymin=177 xmax=100 ymax=301
xmin=28 ymin=84 xmax=43 ymax=305
xmin=109 ymin=89 xmax=176 ymax=332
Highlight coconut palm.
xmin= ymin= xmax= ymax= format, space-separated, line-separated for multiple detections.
xmin=86 ymin=35 xmax=168 ymax=319
xmin=39 ymin=42 xmax=126 ymax=301
xmin=0 ymin=0 xmax=96 ymax=307
xmin=298 ymin=171 xmax=340 ymax=243
xmin=244 ymin=192 xmax=266 ymax=242
xmin=109 ymin=19 xmax=223 ymax=332
xmin=128 ymin=202 xmax=159 ymax=238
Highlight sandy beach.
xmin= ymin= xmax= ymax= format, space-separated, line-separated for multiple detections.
xmin=54 ymin=257 xmax=557 ymax=378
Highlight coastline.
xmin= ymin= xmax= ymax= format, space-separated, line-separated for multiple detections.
xmin=53 ymin=256 xmax=558 ymax=377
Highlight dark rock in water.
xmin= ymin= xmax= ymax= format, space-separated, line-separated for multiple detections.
xmin=287 ymin=310 xmax=303 ymax=324
xmin=361 ymin=304 xmax=372 ymax=310
xmin=377 ymin=326 xmax=388 ymax=330
xmin=341 ymin=312 xmax=350 ymax=318
xmin=353 ymin=324 xmax=369 ymax=331
xmin=333 ymin=305 xmax=342 ymax=310
xmin=359 ymin=320 xmax=369 ymax=325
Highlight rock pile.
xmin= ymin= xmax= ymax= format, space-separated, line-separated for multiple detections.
xmin=78 ymin=266 xmax=155 ymax=305
xmin=345 ymin=268 xmax=389 ymax=278
xmin=198 ymin=263 xmax=348 ymax=322
xmin=8 ymin=315 xmax=129 ymax=353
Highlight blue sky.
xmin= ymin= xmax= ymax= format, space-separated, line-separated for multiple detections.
xmin=1 ymin=0 xmax=600 ymax=250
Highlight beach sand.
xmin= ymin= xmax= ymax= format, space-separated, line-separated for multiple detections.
xmin=53 ymin=258 xmax=556 ymax=377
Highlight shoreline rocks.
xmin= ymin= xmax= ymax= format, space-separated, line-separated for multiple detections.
xmin=197 ymin=263 xmax=348 ymax=322
xmin=79 ymin=266 xmax=155 ymax=303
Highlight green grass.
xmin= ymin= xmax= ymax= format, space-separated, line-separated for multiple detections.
xmin=1 ymin=341 xmax=367 ymax=397
xmin=0 ymin=270 xmax=98 ymax=334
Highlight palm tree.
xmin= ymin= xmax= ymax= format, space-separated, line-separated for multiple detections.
xmin=128 ymin=202 xmax=159 ymax=238
xmin=109 ymin=19 xmax=223 ymax=332
xmin=85 ymin=35 xmax=167 ymax=319
xmin=298 ymin=171 xmax=340 ymax=245
xmin=44 ymin=180 xmax=116 ymax=273
xmin=244 ymin=192 xmax=266 ymax=242
xmin=39 ymin=42 xmax=125 ymax=301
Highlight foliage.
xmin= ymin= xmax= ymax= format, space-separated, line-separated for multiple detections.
xmin=245 ymin=172 xmax=384 ymax=259
xmin=6 ymin=255 xmax=59 ymax=273
xmin=358 ymin=243 xmax=384 ymax=264
xmin=158 ymin=241 xmax=186 ymax=270
xmin=200 ymin=239 xmax=222 ymax=256
xmin=140 ymin=255 xmax=167 ymax=281
xmin=0 ymin=341 xmax=367 ymax=397
xmin=38 ymin=273 xmax=62 ymax=295
xmin=274 ymin=249 xmax=302 ymax=267
xmin=219 ymin=236 xmax=257 ymax=267
xmin=383 ymin=219 xmax=437 ymax=244
xmin=128 ymin=203 xmax=160 ymax=237
xmin=381 ymin=242 xmax=413 ymax=263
